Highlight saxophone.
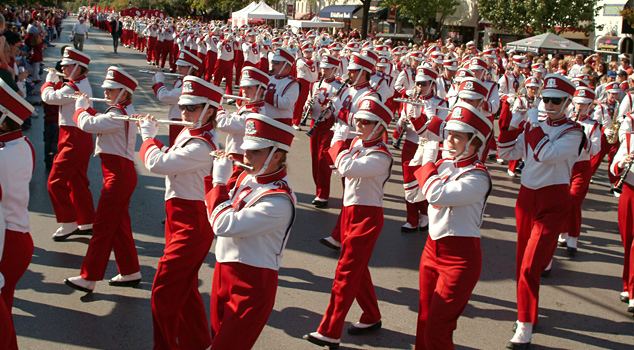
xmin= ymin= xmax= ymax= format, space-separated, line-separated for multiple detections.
xmin=607 ymin=104 xmax=620 ymax=144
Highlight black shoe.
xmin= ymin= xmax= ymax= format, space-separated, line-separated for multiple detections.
xmin=302 ymin=334 xmax=339 ymax=349
xmin=108 ymin=278 xmax=141 ymax=287
xmin=506 ymin=341 xmax=531 ymax=350
xmin=53 ymin=228 xmax=81 ymax=242
xmin=347 ymin=321 xmax=382 ymax=335
xmin=319 ymin=238 xmax=341 ymax=251
xmin=401 ymin=224 xmax=418 ymax=233
xmin=77 ymin=228 xmax=93 ymax=236
xmin=313 ymin=200 xmax=328 ymax=209
xmin=566 ymin=247 xmax=577 ymax=257
xmin=621 ymin=293 xmax=630 ymax=303
xmin=64 ymin=278 xmax=94 ymax=293
xmin=628 ymin=304 xmax=634 ymax=313
xmin=557 ymin=240 xmax=567 ymax=248
xmin=541 ymin=268 xmax=551 ymax=278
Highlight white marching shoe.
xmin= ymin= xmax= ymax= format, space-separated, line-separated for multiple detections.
xmin=319 ymin=236 xmax=341 ymax=250
xmin=52 ymin=222 xmax=79 ymax=241
xmin=419 ymin=214 xmax=429 ymax=231
xmin=629 ymin=299 xmax=634 ymax=313
xmin=303 ymin=331 xmax=340 ymax=349
xmin=64 ymin=276 xmax=96 ymax=293
xmin=557 ymin=233 xmax=568 ymax=247
xmin=109 ymin=271 xmax=142 ymax=287
xmin=506 ymin=321 xmax=532 ymax=349
xmin=620 ymin=291 xmax=630 ymax=303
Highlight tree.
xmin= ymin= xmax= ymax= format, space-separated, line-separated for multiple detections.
xmin=383 ymin=0 xmax=460 ymax=40
xmin=477 ymin=0 xmax=601 ymax=35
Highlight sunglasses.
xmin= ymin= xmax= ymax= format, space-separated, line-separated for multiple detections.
xmin=179 ymin=104 xmax=203 ymax=112
xmin=416 ymin=81 xmax=431 ymax=86
xmin=542 ymin=97 xmax=564 ymax=105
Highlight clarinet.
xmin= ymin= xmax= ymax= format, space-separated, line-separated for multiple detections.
xmin=300 ymin=78 xmax=323 ymax=126
xmin=306 ymin=79 xmax=350 ymax=137
xmin=616 ymin=156 xmax=634 ymax=192
xmin=393 ymin=90 xmax=421 ymax=149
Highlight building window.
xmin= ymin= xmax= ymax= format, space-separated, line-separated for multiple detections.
xmin=604 ymin=4 xmax=626 ymax=16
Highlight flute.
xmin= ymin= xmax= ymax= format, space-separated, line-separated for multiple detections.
xmin=110 ymin=115 xmax=194 ymax=127
xmin=138 ymin=69 xmax=183 ymax=77
xmin=45 ymin=68 xmax=65 ymax=76
xmin=224 ymin=94 xmax=251 ymax=102
xmin=61 ymin=94 xmax=110 ymax=103
xmin=210 ymin=151 xmax=254 ymax=171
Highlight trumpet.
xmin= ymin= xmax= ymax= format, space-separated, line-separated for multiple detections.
xmin=210 ymin=151 xmax=254 ymax=171
xmin=138 ymin=69 xmax=184 ymax=77
xmin=394 ymin=98 xmax=450 ymax=111
xmin=111 ymin=114 xmax=194 ymax=127
xmin=61 ymin=94 xmax=110 ymax=103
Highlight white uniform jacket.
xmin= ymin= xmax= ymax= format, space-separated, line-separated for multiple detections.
xmin=332 ymin=82 xmax=377 ymax=141
xmin=265 ymin=75 xmax=300 ymax=121
xmin=611 ymin=132 xmax=634 ymax=186
xmin=330 ymin=137 xmax=393 ymax=207
xmin=575 ymin=117 xmax=602 ymax=162
xmin=394 ymin=67 xmax=415 ymax=96
xmin=152 ymin=79 xmax=182 ymax=120
xmin=41 ymin=77 xmax=93 ymax=127
xmin=498 ymin=117 xmax=584 ymax=189
xmin=216 ymin=102 xmax=266 ymax=155
xmin=74 ymin=104 xmax=138 ymax=161
xmin=413 ymin=154 xmax=490 ymax=240
xmin=140 ymin=123 xmax=216 ymax=201
xmin=207 ymin=169 xmax=296 ymax=271
xmin=296 ymin=57 xmax=318 ymax=82
xmin=0 ymin=130 xmax=34 ymax=233
xmin=242 ymin=41 xmax=260 ymax=65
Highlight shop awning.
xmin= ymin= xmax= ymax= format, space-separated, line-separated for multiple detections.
xmin=369 ymin=6 xmax=388 ymax=20
xmin=319 ymin=5 xmax=362 ymax=20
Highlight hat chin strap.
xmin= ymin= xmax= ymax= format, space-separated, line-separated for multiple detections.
xmin=193 ymin=103 xmax=210 ymax=129
xmin=451 ymin=133 xmax=476 ymax=161
xmin=68 ymin=65 xmax=79 ymax=80
xmin=110 ymin=89 xmax=125 ymax=106
xmin=255 ymin=146 xmax=278 ymax=176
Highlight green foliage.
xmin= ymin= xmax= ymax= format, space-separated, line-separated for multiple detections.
xmin=383 ymin=0 xmax=460 ymax=35
xmin=477 ymin=0 xmax=601 ymax=35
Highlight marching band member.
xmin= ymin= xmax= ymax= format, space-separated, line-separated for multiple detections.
xmin=204 ymin=30 xmax=219 ymax=82
xmin=307 ymin=55 xmax=342 ymax=208
xmin=395 ymin=51 xmax=421 ymax=99
xmin=0 ymin=80 xmax=36 ymax=350
xmin=398 ymin=67 xmax=448 ymax=233
xmin=140 ymin=76 xmax=224 ymax=349
xmin=556 ymin=87 xmax=602 ymax=257
xmin=241 ymin=29 xmax=260 ymax=69
xmin=217 ymin=66 xmax=269 ymax=189
xmin=469 ymin=57 xmax=500 ymax=160
xmin=592 ymin=82 xmax=623 ymax=188
xmin=610 ymin=128 xmax=634 ymax=314
xmin=304 ymin=97 xmax=392 ymax=349
xmin=40 ymin=47 xmax=95 ymax=241
xmin=213 ymin=33 xmax=235 ymax=95
xmin=265 ymin=48 xmax=300 ymax=125
xmin=436 ymin=56 xmax=458 ymax=100
xmin=206 ymin=114 xmax=296 ymax=349
xmin=293 ymin=42 xmax=318 ymax=129
xmin=65 ymin=66 xmax=141 ymax=293
xmin=412 ymin=102 xmax=492 ymax=350
xmin=152 ymin=49 xmax=203 ymax=145
xmin=144 ymin=20 xmax=160 ymax=65
xmin=497 ymin=74 xmax=583 ymax=349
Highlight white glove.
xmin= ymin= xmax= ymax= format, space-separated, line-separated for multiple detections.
xmin=331 ymin=124 xmax=349 ymax=144
xmin=75 ymin=95 xmax=90 ymax=110
xmin=212 ymin=156 xmax=233 ymax=185
xmin=153 ymin=72 xmax=165 ymax=84
xmin=139 ymin=119 xmax=159 ymax=140
xmin=527 ymin=108 xmax=539 ymax=126
xmin=46 ymin=70 xmax=60 ymax=83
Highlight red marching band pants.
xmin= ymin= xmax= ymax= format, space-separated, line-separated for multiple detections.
xmin=210 ymin=262 xmax=278 ymax=350
xmin=402 ymin=140 xmax=428 ymax=227
xmin=152 ymin=198 xmax=213 ymax=350
xmin=234 ymin=50 xmax=244 ymax=85
xmin=318 ymin=205 xmax=384 ymax=339
xmin=80 ymin=154 xmax=140 ymax=281
xmin=618 ymin=183 xmax=634 ymax=299
xmin=590 ymin=133 xmax=619 ymax=184
xmin=309 ymin=123 xmax=334 ymax=200
xmin=416 ymin=236 xmax=481 ymax=350
xmin=47 ymin=125 xmax=95 ymax=225
xmin=147 ymin=36 xmax=157 ymax=63
xmin=515 ymin=184 xmax=569 ymax=324
xmin=205 ymin=52 xmax=217 ymax=82
xmin=159 ymin=40 xmax=173 ymax=69
xmin=213 ymin=59 xmax=234 ymax=95
xmin=567 ymin=161 xmax=592 ymax=238
xmin=293 ymin=78 xmax=311 ymax=126
xmin=0 ymin=230 xmax=33 ymax=350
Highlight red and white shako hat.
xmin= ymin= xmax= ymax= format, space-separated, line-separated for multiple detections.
xmin=301 ymin=41 xmax=314 ymax=52
xmin=376 ymin=56 xmax=392 ymax=69
xmin=571 ymin=77 xmax=589 ymax=88
xmin=178 ymin=76 xmax=224 ymax=108
xmin=573 ymin=87 xmax=596 ymax=104
xmin=60 ymin=47 xmax=91 ymax=68
xmin=242 ymin=114 xmax=295 ymax=152
xmin=362 ymin=49 xmax=380 ymax=65
xmin=415 ymin=67 xmax=439 ymax=82
xmin=482 ymin=48 xmax=497 ymax=58
xmin=101 ymin=66 xmax=138 ymax=94
xmin=408 ymin=51 xmax=424 ymax=61
xmin=542 ymin=74 xmax=575 ymax=98
xmin=512 ymin=55 xmax=528 ymax=68
xmin=175 ymin=49 xmax=203 ymax=70
xmin=458 ymin=77 xmax=489 ymax=100
xmin=354 ymin=96 xmax=393 ymax=129
xmin=605 ymin=81 xmax=622 ymax=93
xmin=272 ymin=47 xmax=296 ymax=65
xmin=0 ymin=79 xmax=34 ymax=126
xmin=454 ymin=67 xmax=475 ymax=83
xmin=347 ymin=52 xmax=375 ymax=74
xmin=320 ymin=55 xmax=340 ymax=69
xmin=443 ymin=56 xmax=459 ymax=71
xmin=445 ymin=102 xmax=492 ymax=143
xmin=430 ymin=51 xmax=444 ymax=64
xmin=328 ymin=42 xmax=343 ymax=51
xmin=240 ymin=66 xmax=269 ymax=88
xmin=524 ymin=76 xmax=542 ymax=88
xmin=469 ymin=57 xmax=488 ymax=71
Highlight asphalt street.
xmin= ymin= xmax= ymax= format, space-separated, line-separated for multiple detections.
xmin=12 ymin=17 xmax=634 ymax=349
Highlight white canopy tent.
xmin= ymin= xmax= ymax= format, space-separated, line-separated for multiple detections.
xmin=231 ymin=1 xmax=286 ymax=27
xmin=287 ymin=16 xmax=345 ymax=29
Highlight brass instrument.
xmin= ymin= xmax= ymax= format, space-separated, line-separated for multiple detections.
xmin=607 ymin=110 xmax=621 ymax=144
xmin=306 ymin=79 xmax=350 ymax=137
